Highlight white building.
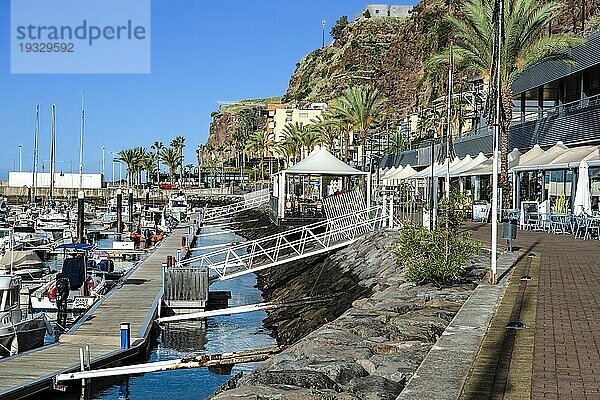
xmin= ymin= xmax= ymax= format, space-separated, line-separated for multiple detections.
xmin=8 ymin=172 xmax=103 ymax=189
xmin=354 ymin=4 xmax=412 ymax=20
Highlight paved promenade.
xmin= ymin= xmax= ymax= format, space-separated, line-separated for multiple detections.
xmin=465 ymin=222 xmax=600 ymax=400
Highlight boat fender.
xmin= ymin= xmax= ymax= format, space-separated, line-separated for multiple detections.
xmin=9 ymin=335 xmax=18 ymax=356
xmin=44 ymin=316 xmax=54 ymax=336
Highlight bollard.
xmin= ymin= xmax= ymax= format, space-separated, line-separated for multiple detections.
xmin=120 ymin=323 xmax=131 ymax=349
xmin=77 ymin=190 xmax=85 ymax=243
xmin=128 ymin=188 xmax=134 ymax=224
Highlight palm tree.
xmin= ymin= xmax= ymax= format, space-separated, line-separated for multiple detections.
xmin=427 ymin=0 xmax=583 ymax=179
xmin=116 ymin=148 xmax=138 ymax=187
xmin=311 ymin=115 xmax=338 ymax=153
xmin=150 ymin=141 xmax=164 ymax=184
xmin=275 ymin=140 xmax=298 ymax=168
xmin=244 ymin=130 xmax=273 ymax=181
xmin=160 ymin=147 xmax=183 ymax=185
xmin=301 ymin=129 xmax=321 ymax=155
xmin=141 ymin=154 xmax=156 ymax=185
xmin=170 ymin=136 xmax=186 ymax=184
xmin=329 ymin=85 xmax=385 ymax=170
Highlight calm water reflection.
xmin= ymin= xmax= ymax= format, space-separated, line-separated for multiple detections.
xmin=85 ymin=223 xmax=275 ymax=400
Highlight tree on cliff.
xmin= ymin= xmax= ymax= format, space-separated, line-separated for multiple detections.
xmin=427 ymin=0 xmax=583 ymax=182
xmin=330 ymin=85 xmax=385 ymax=171
xmin=330 ymin=16 xmax=349 ymax=40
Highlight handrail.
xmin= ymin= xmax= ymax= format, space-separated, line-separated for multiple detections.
xmin=179 ymin=205 xmax=388 ymax=280
xmin=202 ymin=189 xmax=270 ymax=221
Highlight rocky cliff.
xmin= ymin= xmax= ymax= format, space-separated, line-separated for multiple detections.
xmin=205 ymin=0 xmax=599 ymax=146
xmin=205 ymin=98 xmax=280 ymax=152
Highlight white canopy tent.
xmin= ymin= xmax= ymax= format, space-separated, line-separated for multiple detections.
xmin=512 ymin=144 xmax=600 ymax=172
xmin=383 ymin=165 xmax=419 ymax=187
xmin=382 ymin=166 xmax=402 ymax=186
xmin=274 ymin=146 xmax=370 ymax=222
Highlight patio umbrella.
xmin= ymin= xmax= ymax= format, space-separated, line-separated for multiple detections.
xmin=574 ymin=160 xmax=592 ymax=216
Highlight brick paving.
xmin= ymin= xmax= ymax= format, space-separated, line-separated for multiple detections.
xmin=466 ymin=222 xmax=600 ymax=400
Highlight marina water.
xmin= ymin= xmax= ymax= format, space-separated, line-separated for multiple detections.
xmin=53 ymin=221 xmax=275 ymax=399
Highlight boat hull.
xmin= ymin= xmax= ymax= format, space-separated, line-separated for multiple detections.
xmin=0 ymin=314 xmax=47 ymax=358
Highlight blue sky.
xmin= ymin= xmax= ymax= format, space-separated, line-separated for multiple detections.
xmin=0 ymin=1 xmax=410 ymax=179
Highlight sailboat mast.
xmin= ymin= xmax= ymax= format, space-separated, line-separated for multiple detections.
xmin=50 ymin=104 xmax=56 ymax=201
xmin=32 ymin=105 xmax=40 ymax=204
xmin=79 ymin=92 xmax=85 ymax=190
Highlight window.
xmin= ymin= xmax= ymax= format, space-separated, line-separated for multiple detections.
xmin=299 ymin=112 xmax=309 ymax=119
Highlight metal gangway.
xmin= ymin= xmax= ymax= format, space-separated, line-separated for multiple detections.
xmin=179 ymin=195 xmax=391 ymax=280
xmin=202 ymin=188 xmax=270 ymax=222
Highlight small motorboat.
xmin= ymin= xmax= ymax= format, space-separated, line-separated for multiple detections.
xmin=0 ymin=250 xmax=48 ymax=280
xmin=88 ymin=251 xmax=123 ymax=281
xmin=31 ymin=244 xmax=109 ymax=315
xmin=167 ymin=191 xmax=189 ymax=223
xmin=0 ymin=275 xmax=52 ymax=358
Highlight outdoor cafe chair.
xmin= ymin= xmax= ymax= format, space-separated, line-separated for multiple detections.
xmin=573 ymin=215 xmax=587 ymax=239
xmin=587 ymin=217 xmax=600 ymax=240
xmin=549 ymin=213 xmax=570 ymax=235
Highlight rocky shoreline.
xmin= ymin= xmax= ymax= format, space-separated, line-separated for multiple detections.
xmin=211 ymin=210 xmax=489 ymax=399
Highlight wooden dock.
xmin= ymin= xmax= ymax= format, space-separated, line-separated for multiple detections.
xmin=0 ymin=223 xmax=199 ymax=399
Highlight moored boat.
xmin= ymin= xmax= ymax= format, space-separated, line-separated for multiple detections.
xmin=0 ymin=275 xmax=51 ymax=358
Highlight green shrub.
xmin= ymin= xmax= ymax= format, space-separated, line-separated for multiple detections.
xmin=393 ymin=191 xmax=479 ymax=286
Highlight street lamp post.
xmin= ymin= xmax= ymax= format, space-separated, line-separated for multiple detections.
xmin=321 ymin=20 xmax=326 ymax=48
xmin=18 ymin=144 xmax=22 ymax=172
xmin=102 ymin=146 xmax=105 ymax=176
xmin=489 ymin=0 xmax=504 ymax=285
xmin=111 ymin=149 xmax=115 ymax=185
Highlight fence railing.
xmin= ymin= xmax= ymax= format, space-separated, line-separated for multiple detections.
xmin=180 ymin=205 xmax=388 ymax=280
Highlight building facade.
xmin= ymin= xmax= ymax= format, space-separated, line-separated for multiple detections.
xmin=8 ymin=172 xmax=104 ymax=189
xmin=268 ymin=104 xmax=326 ymax=142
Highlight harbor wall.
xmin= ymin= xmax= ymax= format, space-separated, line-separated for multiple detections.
xmin=0 ymin=181 xmax=235 ymax=203
xmin=213 ymin=211 xmax=493 ymax=399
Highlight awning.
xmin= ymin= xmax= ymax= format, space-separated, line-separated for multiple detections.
xmin=383 ymin=165 xmax=419 ymax=186
xmin=512 ymin=144 xmax=600 ymax=171
xmin=513 ymin=142 xmax=569 ymax=171
xmin=452 ymin=153 xmax=488 ymax=176
xmin=461 ymin=148 xmax=521 ymax=176
xmin=285 ymin=146 xmax=366 ymax=175
xmin=411 ymin=157 xmax=461 ymax=179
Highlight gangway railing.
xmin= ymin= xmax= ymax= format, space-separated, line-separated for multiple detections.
xmin=179 ymin=205 xmax=389 ymax=280
xmin=202 ymin=188 xmax=269 ymax=222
